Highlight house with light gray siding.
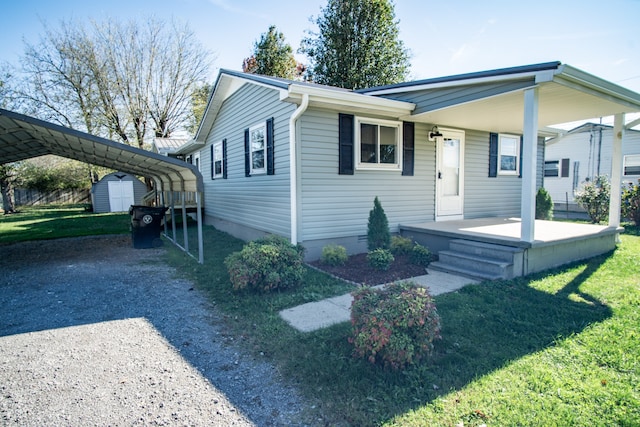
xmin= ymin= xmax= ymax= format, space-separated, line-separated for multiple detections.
xmin=182 ymin=62 xmax=640 ymax=279
xmin=544 ymin=123 xmax=640 ymax=211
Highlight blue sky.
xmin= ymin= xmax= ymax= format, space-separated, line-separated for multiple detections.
xmin=2 ymin=0 xmax=640 ymax=125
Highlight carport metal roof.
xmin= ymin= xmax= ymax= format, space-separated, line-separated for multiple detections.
xmin=0 ymin=108 xmax=203 ymax=193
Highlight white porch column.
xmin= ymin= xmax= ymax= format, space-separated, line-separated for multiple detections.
xmin=609 ymin=113 xmax=625 ymax=227
xmin=521 ymin=87 xmax=539 ymax=242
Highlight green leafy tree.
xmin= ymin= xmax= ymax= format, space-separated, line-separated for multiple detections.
xmin=186 ymin=82 xmax=212 ymax=135
xmin=243 ymin=26 xmax=298 ymax=79
xmin=0 ymin=64 xmax=19 ymax=213
xmin=367 ymin=196 xmax=390 ymax=250
xmin=622 ymin=179 xmax=640 ymax=225
xmin=299 ymin=0 xmax=410 ymax=89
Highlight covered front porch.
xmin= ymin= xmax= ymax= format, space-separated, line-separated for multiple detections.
xmin=400 ymin=217 xmax=621 ymax=280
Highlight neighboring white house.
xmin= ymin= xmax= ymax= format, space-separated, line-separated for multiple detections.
xmin=544 ymin=123 xmax=640 ymax=210
xmin=91 ymin=172 xmax=148 ymax=213
xmin=176 ymin=61 xmax=640 ymax=277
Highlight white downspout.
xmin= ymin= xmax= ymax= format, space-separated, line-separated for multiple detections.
xmin=289 ymin=93 xmax=309 ymax=245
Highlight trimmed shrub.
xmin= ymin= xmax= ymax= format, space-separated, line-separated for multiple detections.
xmin=224 ymin=235 xmax=304 ymax=292
xmin=350 ymin=281 xmax=442 ymax=370
xmin=622 ymin=179 xmax=640 ymax=225
xmin=390 ymin=235 xmax=414 ymax=256
xmin=321 ymin=244 xmax=348 ymax=266
xmin=367 ymin=248 xmax=394 ymax=271
xmin=410 ymin=243 xmax=432 ymax=267
xmin=575 ymin=175 xmax=610 ymax=224
xmin=535 ymin=187 xmax=554 ymax=220
xmin=367 ymin=196 xmax=390 ymax=250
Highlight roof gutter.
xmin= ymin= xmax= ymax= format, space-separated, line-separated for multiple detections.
xmin=289 ymin=93 xmax=309 ymax=245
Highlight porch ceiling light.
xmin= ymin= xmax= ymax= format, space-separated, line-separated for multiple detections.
xmin=429 ymin=125 xmax=443 ymax=141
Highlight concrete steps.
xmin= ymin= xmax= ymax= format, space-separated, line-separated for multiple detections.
xmin=430 ymin=239 xmax=523 ymax=280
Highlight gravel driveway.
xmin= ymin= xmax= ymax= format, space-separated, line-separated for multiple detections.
xmin=0 ymin=235 xmax=312 ymax=426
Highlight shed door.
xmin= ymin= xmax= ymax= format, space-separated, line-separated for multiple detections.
xmin=108 ymin=180 xmax=135 ymax=212
xmin=436 ymin=129 xmax=465 ymax=220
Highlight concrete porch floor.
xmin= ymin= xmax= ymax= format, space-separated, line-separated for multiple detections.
xmin=401 ymin=217 xmax=621 ymax=249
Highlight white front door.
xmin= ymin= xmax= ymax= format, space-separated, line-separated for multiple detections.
xmin=436 ymin=129 xmax=465 ymax=220
xmin=108 ymin=180 xmax=135 ymax=212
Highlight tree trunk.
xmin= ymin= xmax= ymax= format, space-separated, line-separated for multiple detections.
xmin=0 ymin=177 xmax=16 ymax=214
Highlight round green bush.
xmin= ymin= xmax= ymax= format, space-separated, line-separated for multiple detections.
xmin=410 ymin=243 xmax=432 ymax=267
xmin=390 ymin=235 xmax=414 ymax=255
xmin=350 ymin=281 xmax=442 ymax=370
xmin=224 ymin=235 xmax=305 ymax=292
xmin=535 ymin=187 xmax=554 ymax=220
xmin=367 ymin=248 xmax=394 ymax=271
xmin=321 ymin=244 xmax=348 ymax=266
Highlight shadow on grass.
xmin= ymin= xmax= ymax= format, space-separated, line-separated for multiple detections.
xmin=283 ymin=252 xmax=614 ymax=426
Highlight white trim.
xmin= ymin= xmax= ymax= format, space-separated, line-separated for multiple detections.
xmin=193 ymin=151 xmax=201 ymax=172
xmin=521 ymin=87 xmax=539 ymax=243
xmin=609 ymin=114 xmax=625 ymax=228
xmin=354 ymin=117 xmax=403 ymax=171
xmin=249 ymin=121 xmax=267 ymax=175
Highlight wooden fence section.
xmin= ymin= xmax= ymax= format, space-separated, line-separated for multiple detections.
xmin=14 ymin=188 xmax=91 ymax=206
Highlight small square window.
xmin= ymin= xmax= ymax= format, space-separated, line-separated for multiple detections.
xmin=356 ymin=117 xmax=402 ymax=170
xmin=544 ymin=160 xmax=559 ymax=177
xmin=499 ymin=134 xmax=519 ymax=175
xmin=624 ymin=154 xmax=640 ymax=176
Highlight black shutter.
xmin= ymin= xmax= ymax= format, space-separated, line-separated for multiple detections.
xmin=244 ymin=128 xmax=251 ymax=177
xmin=519 ymin=135 xmax=524 ymax=178
xmin=211 ymin=144 xmax=216 ymax=179
xmin=402 ymin=121 xmax=414 ymax=176
xmin=561 ymin=158 xmax=570 ymax=178
xmin=222 ymin=138 xmax=228 ymax=179
xmin=266 ymin=117 xmax=275 ymax=175
xmin=489 ymin=132 xmax=498 ymax=177
xmin=339 ymin=113 xmax=354 ymax=175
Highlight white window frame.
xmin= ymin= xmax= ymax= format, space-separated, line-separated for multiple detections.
xmin=193 ymin=151 xmax=201 ymax=172
xmin=623 ymin=154 xmax=640 ymax=176
xmin=544 ymin=160 xmax=559 ymax=177
xmin=213 ymin=141 xmax=224 ymax=178
xmin=355 ymin=117 xmax=403 ymax=171
xmin=249 ymin=122 xmax=267 ymax=175
xmin=498 ymin=133 xmax=520 ymax=175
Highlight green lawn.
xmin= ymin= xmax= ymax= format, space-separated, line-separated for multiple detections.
xmin=0 ymin=204 xmax=130 ymax=244
xmin=165 ymin=225 xmax=640 ymax=427
xmin=3 ymin=205 xmax=638 ymax=426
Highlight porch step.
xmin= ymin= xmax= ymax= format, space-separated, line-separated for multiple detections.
xmin=430 ymin=240 xmax=523 ymax=281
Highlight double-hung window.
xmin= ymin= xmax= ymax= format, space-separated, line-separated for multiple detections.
xmin=544 ymin=160 xmax=559 ymax=177
xmin=355 ymin=117 xmax=402 ymax=170
xmin=249 ymin=122 xmax=266 ymax=175
xmin=498 ymin=134 xmax=520 ymax=175
xmin=212 ymin=141 xmax=224 ymax=178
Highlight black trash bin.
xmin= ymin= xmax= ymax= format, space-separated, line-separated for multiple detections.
xmin=128 ymin=205 xmax=168 ymax=249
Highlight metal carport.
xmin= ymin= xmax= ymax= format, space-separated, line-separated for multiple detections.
xmin=0 ymin=108 xmax=205 ymax=263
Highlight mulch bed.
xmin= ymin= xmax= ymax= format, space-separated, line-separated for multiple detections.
xmin=309 ymin=253 xmax=428 ymax=286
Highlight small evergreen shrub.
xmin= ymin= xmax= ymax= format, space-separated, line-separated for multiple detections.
xmin=320 ymin=244 xmax=348 ymax=266
xmin=390 ymin=235 xmax=414 ymax=255
xmin=410 ymin=243 xmax=432 ymax=267
xmin=367 ymin=196 xmax=390 ymax=250
xmin=350 ymin=281 xmax=442 ymax=370
xmin=224 ymin=235 xmax=305 ymax=292
xmin=367 ymin=248 xmax=394 ymax=271
xmin=622 ymin=179 xmax=640 ymax=225
xmin=575 ymin=175 xmax=611 ymax=224
xmin=535 ymin=187 xmax=554 ymax=220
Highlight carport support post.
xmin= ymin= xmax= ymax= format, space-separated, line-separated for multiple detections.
xmin=181 ymin=192 xmax=189 ymax=253
xmin=520 ymin=87 xmax=539 ymax=243
xmin=196 ymin=191 xmax=203 ymax=264
xmin=609 ymin=113 xmax=624 ymax=228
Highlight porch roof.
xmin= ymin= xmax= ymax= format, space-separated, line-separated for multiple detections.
xmin=360 ymin=61 xmax=640 ymax=134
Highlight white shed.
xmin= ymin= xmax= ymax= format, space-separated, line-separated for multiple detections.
xmin=91 ymin=172 xmax=148 ymax=213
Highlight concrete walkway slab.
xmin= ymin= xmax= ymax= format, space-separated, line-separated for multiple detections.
xmin=280 ymin=270 xmax=479 ymax=333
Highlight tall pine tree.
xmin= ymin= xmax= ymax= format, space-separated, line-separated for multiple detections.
xmin=300 ymin=0 xmax=410 ymax=89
